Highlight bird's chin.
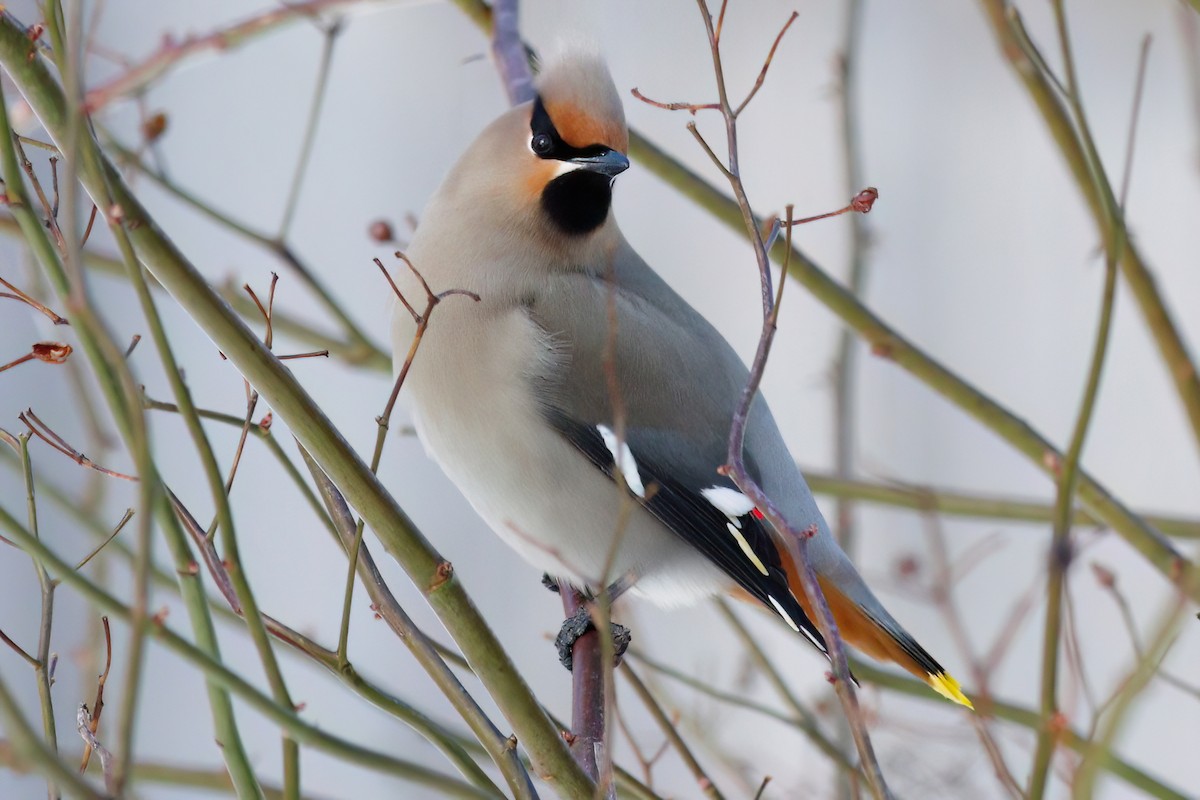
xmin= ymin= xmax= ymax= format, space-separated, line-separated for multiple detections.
xmin=540 ymin=170 xmax=613 ymax=236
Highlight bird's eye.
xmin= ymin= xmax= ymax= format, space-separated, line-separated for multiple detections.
xmin=531 ymin=133 xmax=553 ymax=156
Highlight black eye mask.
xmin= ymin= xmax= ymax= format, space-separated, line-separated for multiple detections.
xmin=529 ymin=95 xmax=611 ymax=162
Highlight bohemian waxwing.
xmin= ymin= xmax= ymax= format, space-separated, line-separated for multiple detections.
xmin=392 ymin=49 xmax=972 ymax=708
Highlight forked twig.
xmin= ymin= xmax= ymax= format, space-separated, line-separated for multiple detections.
xmin=19 ymin=409 xmax=137 ymax=481
xmin=0 ymin=275 xmax=68 ymax=324
xmin=642 ymin=3 xmax=891 ymax=796
xmin=336 ymin=252 xmax=478 ymax=662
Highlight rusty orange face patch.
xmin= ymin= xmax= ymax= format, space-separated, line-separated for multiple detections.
xmin=520 ymin=155 xmax=564 ymax=203
xmin=541 ymin=99 xmax=628 ymax=154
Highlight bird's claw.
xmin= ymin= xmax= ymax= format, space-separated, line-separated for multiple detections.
xmin=554 ymin=608 xmax=631 ymax=671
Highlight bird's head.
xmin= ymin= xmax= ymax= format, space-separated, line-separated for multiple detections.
xmin=462 ymin=49 xmax=629 ymax=242
xmin=522 ymin=50 xmax=629 ymax=238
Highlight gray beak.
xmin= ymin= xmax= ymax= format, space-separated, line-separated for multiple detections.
xmin=571 ymin=148 xmax=630 ymax=178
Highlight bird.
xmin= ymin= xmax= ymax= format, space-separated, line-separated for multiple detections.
xmin=391 ymin=47 xmax=972 ymax=709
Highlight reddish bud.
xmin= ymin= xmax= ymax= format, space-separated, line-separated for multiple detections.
xmin=429 ymin=560 xmax=454 ymax=591
xmin=1090 ymin=562 xmax=1116 ymax=589
xmin=368 ymin=220 xmax=395 ymax=242
xmin=142 ymin=112 xmax=168 ymax=143
xmin=31 ymin=342 xmax=71 ymax=364
xmin=895 ymin=554 xmax=921 ymax=579
xmin=851 ymin=187 xmax=879 ymax=213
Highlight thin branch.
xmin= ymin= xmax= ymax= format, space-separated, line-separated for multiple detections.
xmin=0 ymin=275 xmax=68 ymax=323
xmin=0 ymin=625 xmax=38 ymax=668
xmin=621 ymin=663 xmax=725 ymax=800
xmin=75 ymin=705 xmax=115 ymax=795
xmin=73 ymin=509 xmax=133 ymax=571
xmin=1028 ymin=23 xmax=1147 ymax=799
xmin=733 ymin=11 xmax=798 ymax=116
xmin=16 ymin=432 xmax=61 ymax=800
xmin=298 ymin=447 xmax=537 ymax=800
xmin=673 ymin=5 xmax=892 ymax=790
xmin=336 ymin=252 xmax=478 ymax=667
xmin=978 ymin=0 xmax=1200 ymax=456
xmin=77 ymin=617 xmax=113 ymax=774
xmin=0 ymin=502 xmax=501 ymax=800
xmin=800 ymin=471 xmax=1200 ymax=539
xmin=0 ymin=674 xmax=104 ymax=800
xmin=19 ymin=409 xmax=137 ymax=481
xmin=277 ymin=20 xmax=341 ymax=238
xmin=83 ymin=0 xmax=365 ymax=110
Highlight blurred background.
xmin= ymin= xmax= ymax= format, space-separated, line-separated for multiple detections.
xmin=1 ymin=0 xmax=1197 ymax=797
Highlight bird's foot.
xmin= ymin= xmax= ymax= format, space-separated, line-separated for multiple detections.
xmin=554 ymin=608 xmax=631 ymax=671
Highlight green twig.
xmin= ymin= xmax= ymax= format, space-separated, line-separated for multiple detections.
xmin=621 ymin=663 xmax=725 ymax=800
xmin=0 ymin=505 xmax=501 ymax=800
xmin=103 ymin=133 xmax=379 ymax=355
xmin=977 ymin=0 xmax=1200 ymax=456
xmin=16 ymin=434 xmax=61 ymax=800
xmin=847 ymin=658 xmax=1190 ymax=800
xmin=0 ymin=675 xmax=104 ymax=800
xmin=1028 ymin=11 xmax=1143 ymax=796
xmin=0 ymin=20 xmax=593 ymax=793
xmin=277 ymin=20 xmax=341 ymax=238
xmin=298 ymin=448 xmax=538 ymax=800
xmin=3 ymin=14 xmax=264 ymax=793
xmin=1071 ymin=597 xmax=1191 ymax=799
xmin=800 ymin=472 xmax=1200 ymax=539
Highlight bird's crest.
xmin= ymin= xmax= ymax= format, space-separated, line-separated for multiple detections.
xmin=535 ymin=45 xmax=628 ymax=154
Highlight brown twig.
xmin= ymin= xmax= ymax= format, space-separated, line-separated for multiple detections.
xmin=82 ymin=0 xmax=362 ymax=111
xmin=337 ymin=252 xmax=478 ymax=663
xmin=19 ymin=409 xmax=137 ymax=481
xmin=733 ymin=11 xmax=798 ymax=116
xmin=560 ymin=585 xmax=607 ymax=784
xmin=621 ymin=663 xmax=724 ymax=800
xmin=670 ymin=3 xmax=891 ymax=796
xmin=0 ymin=626 xmax=37 ymax=667
xmin=0 ymin=275 xmax=68 ymax=323
xmin=278 ymin=349 xmax=329 ymax=360
xmin=74 ymin=509 xmax=134 ymax=571
xmin=75 ymin=704 xmax=115 ymax=794
xmin=613 ymin=700 xmax=671 ymax=789
xmin=629 ymin=88 xmax=718 ymax=115
xmin=0 ymin=342 xmax=72 ymax=374
xmin=206 ymin=275 xmax=281 ymax=540
xmin=77 ymin=617 xmax=113 ymax=773
xmin=921 ymin=516 xmax=1023 ymax=797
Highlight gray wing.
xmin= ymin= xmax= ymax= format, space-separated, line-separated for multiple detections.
xmin=525 ymin=242 xmax=829 ymax=654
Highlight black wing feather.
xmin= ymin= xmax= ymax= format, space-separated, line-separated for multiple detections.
xmin=547 ymin=411 xmax=828 ymax=655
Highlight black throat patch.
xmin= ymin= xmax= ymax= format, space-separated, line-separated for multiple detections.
xmin=531 ymin=95 xmax=615 ymax=236
xmin=541 ymin=170 xmax=613 ymax=236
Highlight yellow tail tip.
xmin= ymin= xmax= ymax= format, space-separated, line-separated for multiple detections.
xmin=927 ymin=672 xmax=974 ymax=710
